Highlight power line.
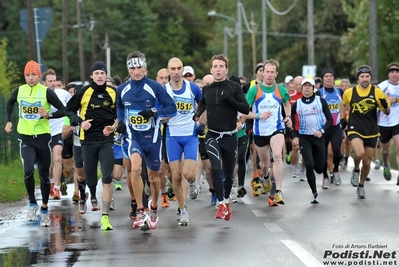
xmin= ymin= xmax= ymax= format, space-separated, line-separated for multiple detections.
xmin=265 ymin=0 xmax=299 ymax=16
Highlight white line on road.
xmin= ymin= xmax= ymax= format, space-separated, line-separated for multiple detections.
xmin=264 ymin=223 xmax=283 ymax=232
xmin=281 ymin=239 xmax=323 ymax=267
xmin=251 ymin=209 xmax=267 ymax=217
xmin=241 ymin=195 xmax=254 ymax=204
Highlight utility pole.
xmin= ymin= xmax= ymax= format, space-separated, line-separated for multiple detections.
xmin=369 ymin=0 xmax=378 ymax=83
xmin=237 ymin=0 xmax=243 ymax=77
xmin=77 ymin=0 xmax=85 ymax=82
xmin=307 ymin=0 xmax=314 ymax=65
xmin=62 ymin=0 xmax=68 ymax=84
xmin=262 ymin=0 xmax=267 ymax=61
xmin=251 ymin=11 xmax=257 ymax=70
xmin=27 ymin=0 xmax=36 ymax=60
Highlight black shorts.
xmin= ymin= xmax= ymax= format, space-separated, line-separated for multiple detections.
xmin=73 ymin=145 xmax=84 ymax=168
xmin=51 ymin=133 xmax=64 ymax=149
xmin=348 ymin=134 xmax=378 ymax=148
xmin=254 ymin=130 xmax=285 ymax=148
xmin=379 ymin=124 xmax=399 ymax=144
xmin=161 ymin=131 xmax=169 ymax=164
xmin=198 ymin=137 xmax=209 ymax=160
xmin=62 ymin=135 xmax=73 ymax=159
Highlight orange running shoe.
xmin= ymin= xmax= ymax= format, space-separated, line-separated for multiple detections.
xmin=161 ymin=193 xmax=170 ymax=208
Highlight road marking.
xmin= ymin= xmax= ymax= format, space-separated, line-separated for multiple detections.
xmin=251 ymin=209 xmax=267 ymax=217
xmin=281 ymin=239 xmax=323 ymax=267
xmin=264 ymin=223 xmax=283 ymax=232
xmin=241 ymin=195 xmax=254 ymax=204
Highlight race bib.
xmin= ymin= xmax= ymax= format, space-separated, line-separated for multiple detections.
xmin=20 ymin=100 xmax=41 ymax=120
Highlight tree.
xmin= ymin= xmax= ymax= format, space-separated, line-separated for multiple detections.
xmin=0 ymin=39 xmax=19 ymax=95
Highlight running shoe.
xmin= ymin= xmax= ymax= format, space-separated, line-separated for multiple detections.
xmin=374 ymin=159 xmax=381 ymax=170
xmin=251 ymin=177 xmax=262 ymax=196
xmin=396 ymin=175 xmax=399 ymax=186
xmin=274 ymin=191 xmax=285 ymax=205
xmin=366 ymin=175 xmax=371 ymax=181
xmin=333 ymin=172 xmax=342 ymax=186
xmin=215 ymin=203 xmax=228 ymax=219
xmin=268 ymin=195 xmax=278 ymax=207
xmin=144 ymin=182 xmax=151 ymax=197
xmin=148 ymin=202 xmax=159 ymax=229
xmin=329 ymin=173 xmax=334 ymax=184
xmin=188 ymin=180 xmax=199 ymax=200
xmin=229 ymin=189 xmax=237 ymax=203
xmin=40 ymin=210 xmax=50 ymax=227
xmin=310 ymin=193 xmax=319 ymax=204
xmin=129 ymin=201 xmax=137 ymax=220
xmin=167 ymin=184 xmax=176 ymax=201
xmin=211 ymin=193 xmax=217 ymax=205
xmin=60 ymin=182 xmax=68 ymax=196
xmin=237 ymin=186 xmax=247 ymax=198
xmin=72 ymin=191 xmax=80 ymax=203
xmin=322 ymin=178 xmax=330 ymax=189
xmin=356 ymin=186 xmax=366 ymax=199
xmin=114 ymin=180 xmax=123 ymax=190
xmin=101 ymin=215 xmax=113 ymax=230
xmin=292 ymin=164 xmax=300 ymax=178
xmin=178 ymin=212 xmax=190 ymax=226
xmin=342 ymin=156 xmax=348 ymax=170
xmin=383 ymin=165 xmax=391 ymax=181
xmin=110 ymin=199 xmax=115 ymax=210
xmin=79 ymin=193 xmax=88 ymax=214
xmin=27 ymin=203 xmax=38 ymax=221
xmin=177 ymin=204 xmax=187 ymax=216
xmin=161 ymin=193 xmax=170 ymax=208
xmin=351 ymin=170 xmax=360 ymax=187
xmin=262 ymin=177 xmax=272 ymax=194
xmin=224 ymin=202 xmax=231 ymax=221
xmin=286 ymin=153 xmax=291 ymax=164
xmin=52 ymin=188 xmax=61 ymax=200
xmin=133 ymin=209 xmax=149 ymax=228
xmin=91 ymin=198 xmax=100 ymax=211
xmin=299 ymin=169 xmax=306 ymax=181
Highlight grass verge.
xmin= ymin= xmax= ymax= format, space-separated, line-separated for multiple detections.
xmin=0 ymin=159 xmax=39 ymax=203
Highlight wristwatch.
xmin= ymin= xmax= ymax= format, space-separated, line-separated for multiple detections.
xmin=151 ymin=107 xmax=157 ymax=116
xmin=320 ymin=128 xmax=325 ymax=134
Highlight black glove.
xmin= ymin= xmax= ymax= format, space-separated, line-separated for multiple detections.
xmin=220 ymin=90 xmax=230 ymax=100
xmin=115 ymin=121 xmax=126 ymax=134
xmin=196 ymin=123 xmax=205 ymax=135
xmin=340 ymin=118 xmax=348 ymax=129
xmin=138 ymin=109 xmax=155 ymax=119
xmin=192 ymin=113 xmax=199 ymax=122
xmin=379 ymin=98 xmax=388 ymax=109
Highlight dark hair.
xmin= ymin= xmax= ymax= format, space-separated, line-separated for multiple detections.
xmin=42 ymin=69 xmax=56 ymax=82
xmin=210 ymin=54 xmax=228 ymax=69
xmin=56 ymin=75 xmax=64 ymax=83
xmin=113 ymin=75 xmax=122 ymax=86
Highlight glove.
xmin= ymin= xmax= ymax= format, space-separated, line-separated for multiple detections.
xmin=379 ymin=98 xmax=388 ymax=109
xmin=138 ymin=109 xmax=155 ymax=119
xmin=340 ymin=118 xmax=348 ymax=129
xmin=220 ymin=90 xmax=230 ymax=99
xmin=115 ymin=121 xmax=126 ymax=134
xmin=196 ymin=123 xmax=205 ymax=135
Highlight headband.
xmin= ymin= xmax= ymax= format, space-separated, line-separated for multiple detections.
xmin=356 ymin=66 xmax=372 ymax=79
xmin=127 ymin=57 xmax=147 ymax=69
xmin=388 ymin=67 xmax=399 ymax=73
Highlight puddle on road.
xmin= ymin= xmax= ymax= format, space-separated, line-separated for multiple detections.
xmin=0 ymin=206 xmax=95 ymax=266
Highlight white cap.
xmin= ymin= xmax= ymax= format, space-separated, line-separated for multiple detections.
xmin=284 ymin=75 xmax=293 ymax=83
xmin=301 ymin=77 xmax=315 ymax=86
xmin=183 ymin=66 xmax=195 ymax=76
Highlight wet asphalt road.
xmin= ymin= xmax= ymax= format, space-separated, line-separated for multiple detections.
xmin=0 ymin=159 xmax=398 ymax=267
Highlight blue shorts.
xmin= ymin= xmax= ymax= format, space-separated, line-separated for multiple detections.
xmin=166 ymin=135 xmax=198 ymax=162
xmin=128 ymin=139 xmax=161 ymax=171
xmin=113 ymin=144 xmax=123 ymax=160
xmin=122 ymin=139 xmax=129 ymax=159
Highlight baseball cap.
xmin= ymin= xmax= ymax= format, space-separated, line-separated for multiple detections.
xmin=183 ymin=66 xmax=195 ymax=76
xmin=301 ymin=77 xmax=315 ymax=86
xmin=284 ymin=75 xmax=293 ymax=83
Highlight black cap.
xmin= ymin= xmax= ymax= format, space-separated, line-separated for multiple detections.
xmin=255 ymin=63 xmax=263 ymax=74
xmin=229 ymin=75 xmax=241 ymax=85
xmin=321 ymin=68 xmax=334 ymax=79
xmin=356 ymin=65 xmax=372 ymax=79
xmin=91 ymin=61 xmax=107 ymax=74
